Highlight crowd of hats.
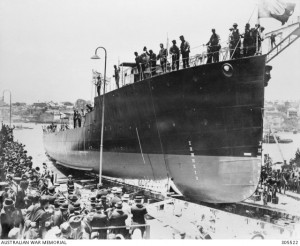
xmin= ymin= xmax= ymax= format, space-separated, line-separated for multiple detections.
xmin=1 ymin=124 xmax=148 ymax=240
xmin=258 ymin=155 xmax=300 ymax=199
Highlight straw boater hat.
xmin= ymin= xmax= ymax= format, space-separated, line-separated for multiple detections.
xmin=122 ymin=194 xmax=130 ymax=201
xmin=69 ymin=215 xmax=82 ymax=229
xmin=134 ymin=196 xmax=143 ymax=203
xmin=116 ymin=188 xmax=122 ymax=194
xmin=111 ymin=187 xmax=118 ymax=193
xmin=115 ymin=201 xmax=123 ymax=209
xmin=3 ymin=198 xmax=15 ymax=208
xmin=60 ymin=222 xmax=71 ymax=236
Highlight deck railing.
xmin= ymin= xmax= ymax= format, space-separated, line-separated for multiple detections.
xmin=106 ymin=43 xmax=263 ymax=93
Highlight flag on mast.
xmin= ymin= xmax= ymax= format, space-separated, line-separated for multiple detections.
xmin=258 ymin=0 xmax=296 ymax=25
xmin=92 ymin=69 xmax=102 ymax=80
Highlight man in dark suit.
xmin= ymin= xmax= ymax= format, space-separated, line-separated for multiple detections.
xmin=131 ymin=196 xmax=148 ymax=237
xmin=169 ymin=40 xmax=180 ymax=70
xmin=24 ymin=195 xmax=50 ymax=239
xmin=91 ymin=204 xmax=108 ymax=239
xmin=108 ymin=201 xmax=128 ymax=238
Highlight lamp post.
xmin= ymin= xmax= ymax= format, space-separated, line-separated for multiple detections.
xmin=91 ymin=47 xmax=107 ymax=185
xmin=2 ymin=90 xmax=12 ymax=127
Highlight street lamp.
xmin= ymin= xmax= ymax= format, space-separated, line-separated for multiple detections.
xmin=91 ymin=46 xmax=107 ymax=185
xmin=2 ymin=90 xmax=12 ymax=127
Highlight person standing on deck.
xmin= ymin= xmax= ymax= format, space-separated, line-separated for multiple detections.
xmin=145 ymin=48 xmax=157 ymax=75
xmin=258 ymin=26 xmax=265 ymax=54
xmin=95 ymin=75 xmax=102 ymax=96
xmin=231 ymin=23 xmax=241 ymax=59
xmin=169 ymin=40 xmax=180 ymax=70
xmin=180 ymin=35 xmax=190 ymax=68
xmin=114 ymin=65 xmax=120 ymax=89
xmin=206 ymin=29 xmax=220 ymax=63
xmin=73 ymin=110 xmax=77 ymax=129
xmin=134 ymin=52 xmax=144 ymax=80
xmin=157 ymin=43 xmax=168 ymax=73
xmin=242 ymin=23 xmax=252 ymax=57
xmin=67 ymin=175 xmax=74 ymax=194
xmin=77 ymin=110 xmax=82 ymax=128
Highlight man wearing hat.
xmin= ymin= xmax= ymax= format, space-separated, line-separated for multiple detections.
xmin=0 ymin=198 xmax=15 ymax=239
xmin=231 ymin=23 xmax=241 ymax=59
xmin=15 ymin=179 xmax=29 ymax=210
xmin=67 ymin=175 xmax=75 ymax=194
xmin=59 ymin=202 xmax=70 ymax=224
xmin=243 ymin=23 xmax=252 ymax=57
xmin=53 ymin=199 xmax=64 ymax=227
xmin=96 ymin=185 xmax=107 ymax=199
xmin=134 ymin=51 xmax=144 ymax=80
xmin=122 ymin=194 xmax=132 ymax=225
xmin=88 ymin=196 xmax=97 ymax=210
xmin=179 ymin=35 xmax=190 ymax=68
xmin=206 ymin=29 xmax=221 ymax=63
xmin=24 ymin=195 xmax=50 ymax=239
xmin=111 ymin=188 xmax=122 ymax=208
xmin=157 ymin=43 xmax=168 ymax=73
xmin=73 ymin=202 xmax=81 ymax=215
xmin=91 ymin=203 xmax=108 ymax=239
xmin=48 ymin=186 xmax=59 ymax=205
xmin=145 ymin=48 xmax=157 ymax=76
xmin=60 ymin=222 xmax=72 ymax=239
xmin=258 ymin=26 xmax=265 ymax=54
xmin=68 ymin=194 xmax=78 ymax=212
xmin=100 ymin=195 xmax=109 ymax=211
xmin=0 ymin=181 xmax=8 ymax=210
xmin=131 ymin=196 xmax=148 ymax=237
xmin=108 ymin=201 xmax=129 ymax=238
xmin=169 ymin=40 xmax=180 ymax=71
xmin=69 ymin=215 xmax=89 ymax=239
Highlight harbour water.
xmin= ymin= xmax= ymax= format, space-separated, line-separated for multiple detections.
xmin=12 ymin=122 xmax=66 ymax=179
xmin=12 ymin=122 xmax=300 ymax=170
xmin=262 ymin=132 xmax=300 ymax=164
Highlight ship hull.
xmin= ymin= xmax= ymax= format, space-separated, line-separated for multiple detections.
xmin=44 ymin=55 xmax=268 ymax=203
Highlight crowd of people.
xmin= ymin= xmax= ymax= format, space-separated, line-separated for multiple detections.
xmin=255 ymin=154 xmax=300 ymax=205
xmin=132 ymin=22 xmax=267 ymax=80
xmin=0 ymin=123 xmax=149 ymax=240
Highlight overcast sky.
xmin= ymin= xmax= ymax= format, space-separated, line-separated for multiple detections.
xmin=0 ymin=0 xmax=299 ymax=104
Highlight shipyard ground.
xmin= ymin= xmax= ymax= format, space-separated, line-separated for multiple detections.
xmin=49 ymin=160 xmax=300 ymax=239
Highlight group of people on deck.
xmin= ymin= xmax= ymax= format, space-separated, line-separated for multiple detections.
xmin=132 ymin=22 xmax=266 ymax=79
xmin=134 ymin=35 xmax=190 ymax=79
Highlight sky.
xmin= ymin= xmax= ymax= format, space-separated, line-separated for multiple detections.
xmin=0 ymin=0 xmax=300 ymax=104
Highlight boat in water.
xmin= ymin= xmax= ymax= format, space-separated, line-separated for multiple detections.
xmin=44 ymin=54 xmax=271 ymax=203
xmin=262 ymin=134 xmax=293 ymax=144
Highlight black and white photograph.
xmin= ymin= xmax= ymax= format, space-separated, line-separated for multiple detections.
xmin=0 ymin=0 xmax=300 ymax=242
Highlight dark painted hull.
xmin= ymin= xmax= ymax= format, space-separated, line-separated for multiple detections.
xmin=44 ymin=55 xmax=267 ymax=203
